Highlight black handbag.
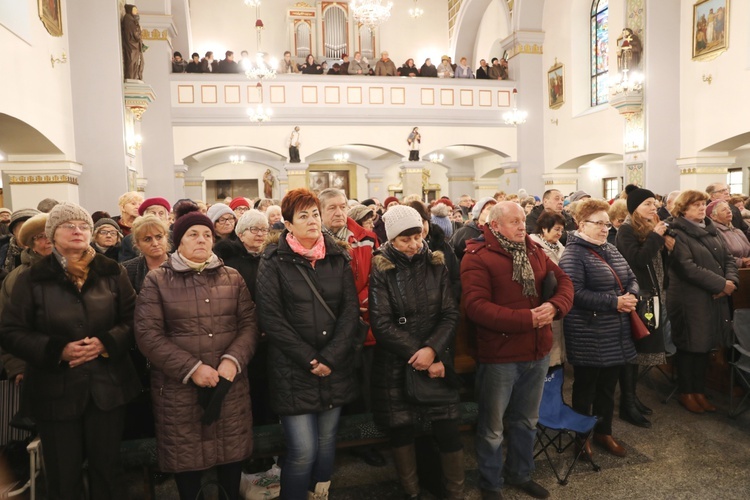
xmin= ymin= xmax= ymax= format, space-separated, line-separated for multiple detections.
xmin=635 ymin=264 xmax=660 ymax=332
xmin=388 ymin=272 xmax=460 ymax=406
xmin=295 ymin=265 xmax=369 ymax=356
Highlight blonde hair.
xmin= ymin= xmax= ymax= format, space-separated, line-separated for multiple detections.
xmin=671 ymin=190 xmax=709 ymax=218
xmin=131 ymin=215 xmax=172 ymax=253
xmin=118 ymin=191 xmax=144 ymax=208
xmin=608 ymin=200 xmax=628 ymax=224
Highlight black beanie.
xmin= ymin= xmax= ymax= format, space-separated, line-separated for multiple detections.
xmin=625 ymin=184 xmax=655 ymax=214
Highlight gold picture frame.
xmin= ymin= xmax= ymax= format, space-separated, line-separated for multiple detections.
xmin=547 ymin=61 xmax=564 ymax=110
xmin=692 ymin=0 xmax=729 ymax=61
xmin=38 ymin=0 xmax=63 ymax=37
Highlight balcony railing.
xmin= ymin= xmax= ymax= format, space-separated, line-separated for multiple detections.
xmin=170 ymin=74 xmax=516 ymax=126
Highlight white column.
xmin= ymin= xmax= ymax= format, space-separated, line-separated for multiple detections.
xmin=4 ymin=162 xmax=83 ymax=208
xmin=677 ymin=155 xmax=735 ymax=191
xmin=67 ymin=0 xmax=129 ymax=213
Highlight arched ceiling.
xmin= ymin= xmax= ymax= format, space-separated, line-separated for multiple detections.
xmin=0 ymin=113 xmax=62 ymax=155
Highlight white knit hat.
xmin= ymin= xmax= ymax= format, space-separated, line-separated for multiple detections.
xmin=206 ymin=203 xmax=234 ymax=223
xmin=383 ymin=205 xmax=423 ymax=241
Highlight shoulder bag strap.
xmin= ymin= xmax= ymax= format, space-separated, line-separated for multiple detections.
xmin=387 ymin=271 xmax=408 ymax=325
xmin=295 ymin=264 xmax=336 ymax=321
xmin=586 ymin=248 xmax=625 ymax=293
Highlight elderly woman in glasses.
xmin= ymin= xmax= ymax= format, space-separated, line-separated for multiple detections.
xmin=0 ymin=202 xmax=141 ymax=499
xmin=207 ymin=203 xmax=238 ymax=242
xmin=92 ymin=217 xmax=123 ymax=261
xmin=559 ymin=199 xmax=638 ymax=460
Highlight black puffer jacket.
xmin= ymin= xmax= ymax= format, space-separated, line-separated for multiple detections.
xmin=667 ymin=216 xmax=738 ymax=352
xmin=256 ymin=231 xmax=359 ymax=415
xmin=0 ymin=254 xmax=141 ymax=420
xmin=449 ymin=220 xmax=482 ymax=261
xmin=368 ymin=243 xmax=459 ymax=429
xmin=214 ymin=238 xmax=261 ymax=300
xmin=426 ymin=223 xmax=461 ymax=301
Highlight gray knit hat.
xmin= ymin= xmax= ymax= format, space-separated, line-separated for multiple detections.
xmin=94 ymin=218 xmax=122 ymax=236
xmin=383 ymin=205 xmax=423 ymax=241
xmin=206 ymin=203 xmax=235 ymax=224
xmin=10 ymin=208 xmax=41 ymax=233
xmin=472 ymin=197 xmax=497 ymax=220
xmin=45 ymin=202 xmax=94 ymax=241
xmin=347 ymin=205 xmax=373 ymax=224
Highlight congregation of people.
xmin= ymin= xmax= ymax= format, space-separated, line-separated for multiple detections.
xmin=0 ymin=178 xmax=745 ymax=500
xmin=172 ymin=49 xmax=510 ymax=80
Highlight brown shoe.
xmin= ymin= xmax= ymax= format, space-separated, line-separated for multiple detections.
xmin=678 ymin=393 xmax=704 ymax=414
xmin=593 ymin=434 xmax=627 ymax=457
xmin=574 ymin=438 xmax=593 ymax=462
xmin=693 ymin=393 xmax=717 ymax=412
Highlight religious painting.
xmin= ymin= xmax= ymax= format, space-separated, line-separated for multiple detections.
xmin=309 ymin=172 xmax=330 ymax=195
xmin=38 ymin=0 xmax=63 ymax=37
xmin=693 ymin=0 xmax=729 ymax=60
xmin=547 ymin=62 xmax=564 ymax=110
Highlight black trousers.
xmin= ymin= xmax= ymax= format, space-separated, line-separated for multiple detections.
xmin=289 ymin=146 xmax=300 ymax=163
xmin=676 ymin=349 xmax=709 ymax=394
xmin=37 ymin=404 xmax=126 ymax=500
xmin=571 ymin=365 xmax=622 ymax=436
xmin=390 ymin=418 xmax=462 ymax=453
xmin=174 ymin=461 xmax=243 ymax=500
xmin=408 ymin=150 xmax=420 ymax=161
xmin=343 ymin=346 xmax=375 ymax=415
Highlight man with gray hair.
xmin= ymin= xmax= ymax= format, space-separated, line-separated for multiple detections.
xmin=707 ymin=182 xmax=749 ymax=238
xmin=318 ymin=188 xmax=384 ymax=466
xmin=658 ymin=190 xmax=680 ymax=220
xmin=462 ymin=202 xmax=574 ymax=500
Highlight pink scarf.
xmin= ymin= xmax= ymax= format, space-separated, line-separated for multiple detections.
xmin=286 ymin=233 xmax=326 ymax=267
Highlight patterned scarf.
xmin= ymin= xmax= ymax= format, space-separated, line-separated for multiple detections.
xmin=490 ymin=228 xmax=538 ymax=297
xmin=286 ymin=233 xmax=326 ymax=267
xmin=54 ymin=246 xmax=96 ymax=291
xmin=323 ymin=225 xmax=351 ymax=243
xmin=3 ymin=237 xmax=23 ymax=273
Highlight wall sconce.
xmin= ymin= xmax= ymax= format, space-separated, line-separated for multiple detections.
xmin=550 ymin=118 xmax=558 ymax=126
xmin=51 ymin=52 xmax=67 ymax=68
xmin=702 ymin=74 xmax=712 ymax=85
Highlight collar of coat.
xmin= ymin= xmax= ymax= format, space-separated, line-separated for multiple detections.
xmin=372 ymin=244 xmax=445 ymax=272
xmin=29 ymin=252 xmax=121 ymax=283
xmin=671 ymin=216 xmax=718 ymax=237
xmin=261 ymin=230 xmax=351 ymax=262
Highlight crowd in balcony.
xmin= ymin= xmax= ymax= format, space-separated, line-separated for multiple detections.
xmin=171 ymin=50 xmax=510 ymax=80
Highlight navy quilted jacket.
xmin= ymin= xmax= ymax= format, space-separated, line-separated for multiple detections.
xmin=559 ymin=232 xmax=638 ymax=367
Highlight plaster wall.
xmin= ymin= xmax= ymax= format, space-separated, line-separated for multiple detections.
xmin=471 ymin=0 xmax=509 ymax=67
xmin=0 ymin=0 xmax=75 ymax=158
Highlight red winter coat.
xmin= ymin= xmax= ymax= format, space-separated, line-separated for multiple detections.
xmin=460 ymin=226 xmax=574 ymax=364
xmin=345 ymin=217 xmax=379 ymax=346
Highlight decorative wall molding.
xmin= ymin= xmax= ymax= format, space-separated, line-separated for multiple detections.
xmin=8 ymin=174 xmax=79 ymax=185
xmin=141 ymin=29 xmax=168 ymax=41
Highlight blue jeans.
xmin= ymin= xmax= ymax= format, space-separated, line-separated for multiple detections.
xmin=475 ymin=356 xmax=550 ymax=492
xmin=279 ymin=407 xmax=342 ymax=499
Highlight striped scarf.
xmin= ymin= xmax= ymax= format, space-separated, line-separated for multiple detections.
xmin=490 ymin=228 xmax=538 ymax=297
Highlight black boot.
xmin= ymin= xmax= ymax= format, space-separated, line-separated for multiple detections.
xmin=619 ymin=364 xmax=651 ymax=428
xmin=630 ymin=364 xmax=653 ymax=415
xmin=391 ymin=444 xmax=420 ymax=499
xmin=439 ymin=449 xmax=465 ymax=500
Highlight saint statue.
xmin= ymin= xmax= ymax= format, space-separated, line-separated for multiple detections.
xmin=122 ymin=4 xmax=145 ymax=81
xmin=263 ymin=169 xmax=275 ymax=199
xmin=288 ymin=126 xmax=301 ymax=163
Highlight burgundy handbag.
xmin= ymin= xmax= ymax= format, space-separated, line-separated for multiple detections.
xmin=587 ymin=249 xmax=651 ymax=341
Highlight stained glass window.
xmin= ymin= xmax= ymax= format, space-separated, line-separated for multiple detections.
xmin=591 ymin=0 xmax=609 ymax=106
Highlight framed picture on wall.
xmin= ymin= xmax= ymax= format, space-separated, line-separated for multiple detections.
xmin=309 ymin=172 xmax=330 ymax=195
xmin=692 ymin=0 xmax=729 ymax=60
xmin=547 ymin=61 xmax=564 ymax=110
xmin=38 ymin=0 xmax=63 ymax=37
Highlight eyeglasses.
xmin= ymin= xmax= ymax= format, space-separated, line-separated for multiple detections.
xmin=97 ymin=230 xmax=118 ymax=236
xmin=715 ymin=188 xmax=729 ymax=194
xmin=235 ymin=206 xmax=249 ymax=212
xmin=32 ymin=233 xmax=49 ymax=242
xmin=247 ymin=227 xmax=270 ymax=235
xmin=217 ymin=216 xmax=236 ymax=224
xmin=584 ymin=220 xmax=613 ymax=229
xmin=59 ymin=223 xmax=91 ymax=232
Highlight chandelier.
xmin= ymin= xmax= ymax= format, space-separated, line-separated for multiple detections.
xmin=409 ymin=0 xmax=424 ymax=19
xmin=243 ymin=0 xmax=261 ymax=7
xmin=334 ymin=152 xmax=350 ymax=163
xmin=229 ymin=154 xmax=246 ymax=165
xmin=247 ymin=105 xmax=273 ymax=124
xmin=245 ymin=52 xmax=278 ymax=83
xmin=502 ymin=88 xmax=528 ymax=126
xmin=351 ymin=1 xmax=393 ymax=28
xmin=428 ymin=153 xmax=444 ymax=163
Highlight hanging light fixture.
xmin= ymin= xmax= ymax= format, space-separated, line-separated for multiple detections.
xmin=244 ymin=0 xmax=261 ymax=7
xmin=409 ymin=0 xmax=424 ymax=19
xmin=428 ymin=153 xmax=444 ymax=163
xmin=334 ymin=152 xmax=350 ymax=163
xmin=502 ymin=88 xmax=528 ymax=126
xmin=247 ymin=105 xmax=273 ymax=124
xmin=351 ymin=1 xmax=393 ymax=28
xmin=230 ymin=154 xmax=246 ymax=165
xmin=243 ymin=0 xmax=276 ymax=82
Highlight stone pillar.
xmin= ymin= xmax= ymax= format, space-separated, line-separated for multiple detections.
xmin=401 ymin=163 xmax=428 ymax=199
xmin=498 ymin=162 xmax=520 ymax=195
xmin=502 ymin=31 xmax=546 ymax=196
xmin=139 ymin=11 xmax=179 ymax=202
xmin=286 ymin=165 xmax=308 ymax=191
xmin=447 ymin=171 xmax=477 ymax=200
xmin=542 ymin=170 xmax=579 ymax=194
xmin=174 ymin=165 xmax=188 ymax=200
xmin=184 ymin=175 xmax=204 ymax=202
xmin=67 ymin=0 xmax=130 ymax=213
xmin=677 ymin=156 xmax=735 ymax=191
xmin=4 ymin=162 xmax=83 ymax=208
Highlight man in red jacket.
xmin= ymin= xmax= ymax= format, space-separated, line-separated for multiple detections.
xmin=461 ymin=202 xmax=574 ymax=500
xmin=318 ymin=188 xmax=384 ymax=466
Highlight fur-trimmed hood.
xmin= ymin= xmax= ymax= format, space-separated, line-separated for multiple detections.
xmin=372 ymin=243 xmax=445 ymax=272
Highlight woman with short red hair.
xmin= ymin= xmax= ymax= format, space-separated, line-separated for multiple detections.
xmin=256 ymin=189 xmax=360 ymax=499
